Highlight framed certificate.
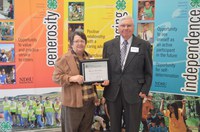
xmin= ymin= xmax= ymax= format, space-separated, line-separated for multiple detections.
xmin=80 ymin=59 xmax=109 ymax=84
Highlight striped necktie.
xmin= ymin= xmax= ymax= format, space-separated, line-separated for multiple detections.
xmin=120 ymin=40 xmax=128 ymax=70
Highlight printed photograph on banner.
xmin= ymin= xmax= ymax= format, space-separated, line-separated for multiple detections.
xmin=68 ymin=2 xmax=84 ymax=21
xmin=0 ymin=65 xmax=15 ymax=84
xmin=95 ymin=90 xmax=200 ymax=131
xmin=137 ymin=22 xmax=154 ymax=43
xmin=0 ymin=92 xmax=61 ymax=130
xmin=0 ymin=21 xmax=14 ymax=41
xmin=138 ymin=0 xmax=155 ymax=20
xmin=0 ymin=0 xmax=14 ymax=19
xmin=68 ymin=23 xmax=84 ymax=41
xmin=0 ymin=44 xmax=15 ymax=63
xmin=150 ymin=44 xmax=154 ymax=58
xmin=139 ymin=92 xmax=199 ymax=132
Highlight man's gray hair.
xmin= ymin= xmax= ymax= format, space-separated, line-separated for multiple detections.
xmin=119 ymin=15 xmax=134 ymax=25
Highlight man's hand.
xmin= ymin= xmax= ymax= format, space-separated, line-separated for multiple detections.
xmin=139 ymin=92 xmax=147 ymax=99
xmin=92 ymin=80 xmax=110 ymax=86
xmin=101 ymin=80 xmax=109 ymax=86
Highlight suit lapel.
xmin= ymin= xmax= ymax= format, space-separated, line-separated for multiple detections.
xmin=123 ymin=35 xmax=140 ymax=71
xmin=112 ymin=38 xmax=121 ymax=69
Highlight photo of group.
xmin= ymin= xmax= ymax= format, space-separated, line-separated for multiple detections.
xmin=0 ymin=0 xmax=14 ymax=19
xmin=138 ymin=0 xmax=155 ymax=20
xmin=68 ymin=2 xmax=84 ymax=21
xmin=0 ymin=92 xmax=61 ymax=130
xmin=0 ymin=21 xmax=14 ymax=41
xmin=0 ymin=65 xmax=15 ymax=84
xmin=0 ymin=44 xmax=15 ymax=62
xmin=68 ymin=23 xmax=84 ymax=41
xmin=137 ymin=23 xmax=154 ymax=43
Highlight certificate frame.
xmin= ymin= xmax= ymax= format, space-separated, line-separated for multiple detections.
xmin=79 ymin=59 xmax=109 ymax=84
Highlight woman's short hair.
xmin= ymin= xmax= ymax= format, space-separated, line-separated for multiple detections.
xmin=69 ymin=31 xmax=87 ymax=46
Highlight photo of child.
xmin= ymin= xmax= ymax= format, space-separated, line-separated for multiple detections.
xmin=68 ymin=2 xmax=84 ymax=21
xmin=138 ymin=0 xmax=155 ymax=20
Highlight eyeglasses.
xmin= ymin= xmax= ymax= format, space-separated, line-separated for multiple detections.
xmin=120 ymin=24 xmax=133 ymax=28
xmin=73 ymin=40 xmax=85 ymax=44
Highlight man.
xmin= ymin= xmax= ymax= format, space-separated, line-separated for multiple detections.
xmin=3 ymin=97 xmax=11 ymax=123
xmin=44 ymin=96 xmax=54 ymax=126
xmin=25 ymin=96 xmax=33 ymax=108
xmin=10 ymin=97 xmax=17 ymax=126
xmin=35 ymin=100 xmax=44 ymax=128
xmin=140 ymin=23 xmax=153 ymax=43
xmin=32 ymin=96 xmax=37 ymax=108
xmin=102 ymin=16 xmax=152 ymax=132
xmin=21 ymin=102 xmax=28 ymax=128
xmin=39 ymin=95 xmax=46 ymax=124
xmin=16 ymin=98 xmax=23 ymax=126
xmin=53 ymin=97 xmax=61 ymax=127
xmin=39 ymin=95 xmax=45 ymax=105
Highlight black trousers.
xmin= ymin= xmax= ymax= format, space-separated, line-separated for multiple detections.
xmin=107 ymin=87 xmax=143 ymax=132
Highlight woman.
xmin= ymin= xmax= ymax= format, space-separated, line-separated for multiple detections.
xmin=160 ymin=99 xmax=187 ymax=132
xmin=53 ymin=31 xmax=108 ymax=132
xmin=8 ymin=1 xmax=14 ymax=19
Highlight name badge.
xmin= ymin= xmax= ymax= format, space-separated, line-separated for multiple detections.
xmin=131 ymin=47 xmax=139 ymax=53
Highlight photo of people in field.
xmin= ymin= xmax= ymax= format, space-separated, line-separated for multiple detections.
xmin=68 ymin=2 xmax=84 ymax=21
xmin=0 ymin=22 xmax=14 ymax=41
xmin=0 ymin=0 xmax=14 ymax=19
xmin=0 ymin=44 xmax=14 ymax=63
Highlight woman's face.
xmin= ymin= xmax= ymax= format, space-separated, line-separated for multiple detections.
xmin=169 ymin=106 xmax=174 ymax=113
xmin=72 ymin=35 xmax=86 ymax=55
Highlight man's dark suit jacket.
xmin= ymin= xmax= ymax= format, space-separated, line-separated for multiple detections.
xmin=103 ymin=35 xmax=152 ymax=104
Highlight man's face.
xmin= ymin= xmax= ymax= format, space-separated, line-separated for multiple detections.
xmin=143 ymin=25 xmax=148 ymax=31
xmin=119 ymin=18 xmax=134 ymax=40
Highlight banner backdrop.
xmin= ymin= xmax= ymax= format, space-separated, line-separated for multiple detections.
xmin=64 ymin=0 xmax=133 ymax=57
xmin=133 ymin=0 xmax=200 ymax=96
xmin=0 ymin=0 xmax=199 ymax=131
xmin=1 ymin=0 xmax=200 ymax=97
xmin=0 ymin=0 xmax=133 ymax=96
xmin=0 ymin=0 xmax=64 ymax=91
xmin=0 ymin=0 xmax=199 ymax=98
